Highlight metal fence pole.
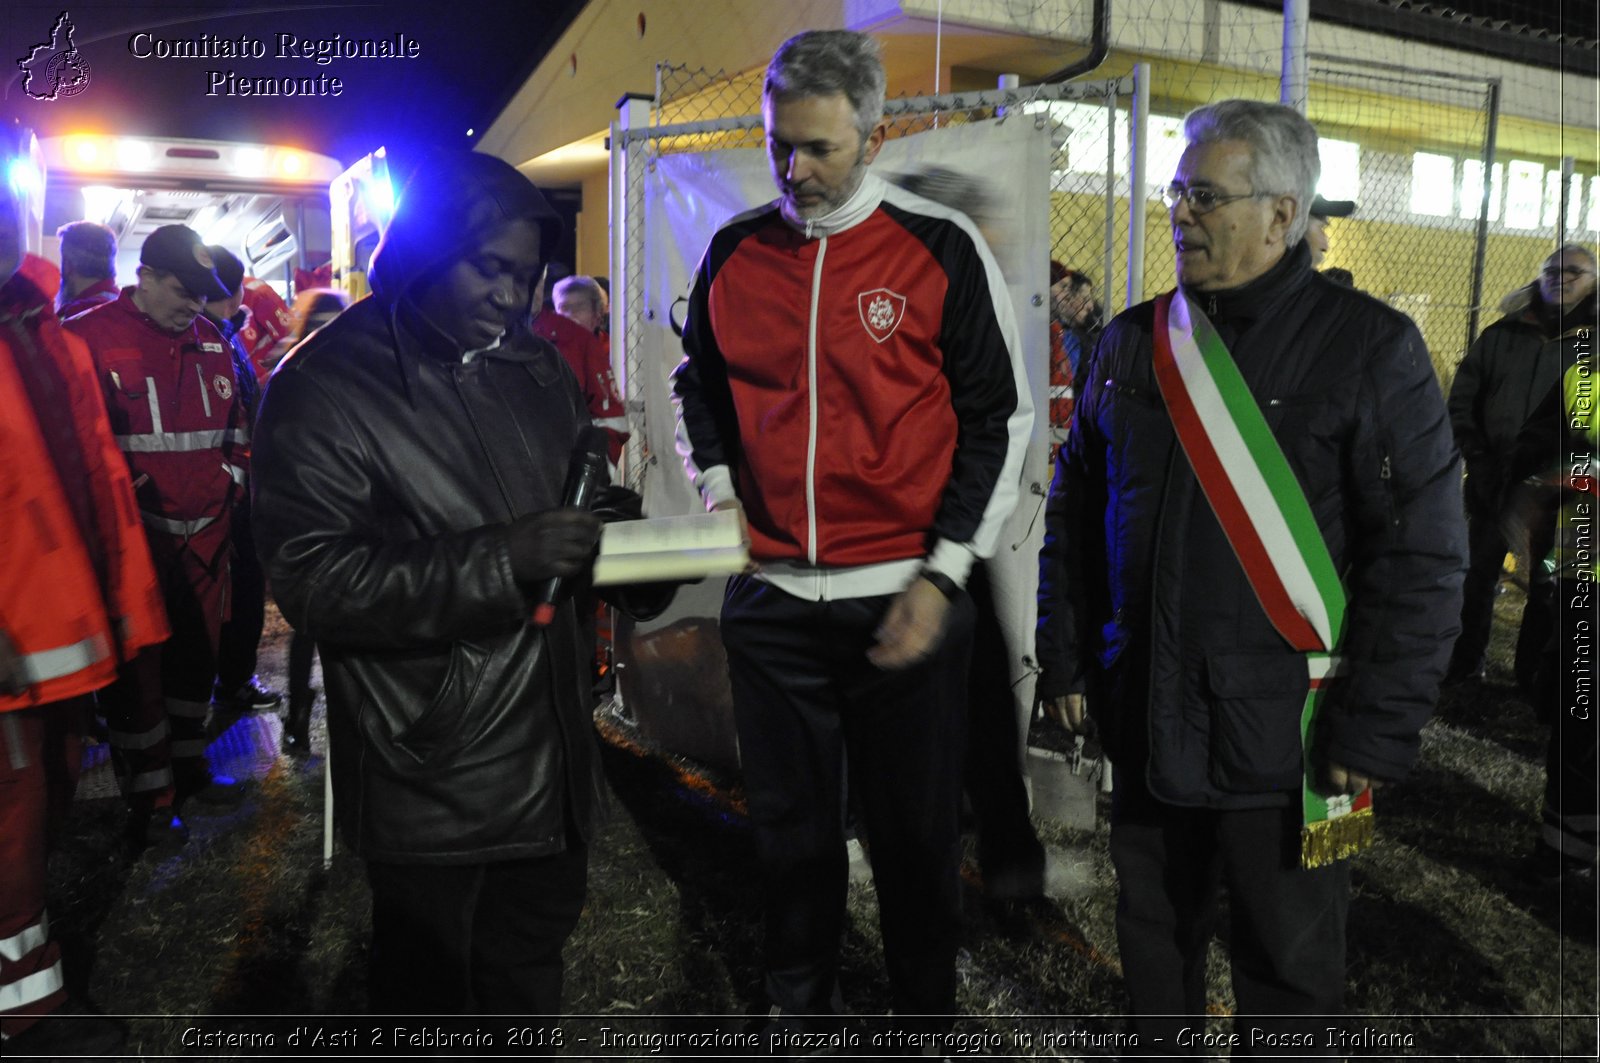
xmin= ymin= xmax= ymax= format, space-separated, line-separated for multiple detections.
xmin=610 ymin=94 xmax=652 ymax=404
xmin=1127 ymin=62 xmax=1151 ymax=309
xmin=1558 ymin=155 xmax=1575 ymax=246
xmin=1466 ymin=77 xmax=1501 ymax=352
xmin=1282 ymin=0 xmax=1310 ymax=113
xmin=1104 ymin=85 xmax=1118 ymax=317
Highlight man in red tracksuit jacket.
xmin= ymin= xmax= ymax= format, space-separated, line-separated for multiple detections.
xmin=67 ymin=225 xmax=249 ymax=851
xmin=671 ymin=30 xmax=1031 ymax=1033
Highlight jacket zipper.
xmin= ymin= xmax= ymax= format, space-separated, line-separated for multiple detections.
xmin=804 ymin=236 xmax=827 ymax=565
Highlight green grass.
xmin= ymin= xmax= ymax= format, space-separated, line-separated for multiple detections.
xmin=38 ymin=591 xmax=1598 ymax=1059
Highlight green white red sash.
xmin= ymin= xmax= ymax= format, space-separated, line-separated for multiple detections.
xmin=1152 ymin=289 xmax=1372 ymax=868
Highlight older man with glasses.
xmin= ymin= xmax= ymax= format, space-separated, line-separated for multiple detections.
xmin=1447 ymin=243 xmax=1597 ymax=689
xmin=1038 ymin=99 xmax=1465 ymax=1052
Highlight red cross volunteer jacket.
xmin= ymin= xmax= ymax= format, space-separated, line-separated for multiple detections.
xmin=66 ymin=290 xmax=246 ymax=565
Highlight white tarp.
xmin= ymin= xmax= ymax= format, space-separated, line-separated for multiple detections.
xmin=624 ymin=115 xmax=1054 ymax=768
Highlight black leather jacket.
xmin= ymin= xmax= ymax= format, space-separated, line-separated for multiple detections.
xmin=1037 ymin=244 xmax=1466 ymax=808
xmin=252 ymin=154 xmax=614 ymax=863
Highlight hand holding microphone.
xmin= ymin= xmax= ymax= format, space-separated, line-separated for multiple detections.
xmin=508 ymin=426 xmax=608 ymax=626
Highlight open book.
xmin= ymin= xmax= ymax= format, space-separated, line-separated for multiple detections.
xmin=591 ymin=508 xmax=750 ymax=585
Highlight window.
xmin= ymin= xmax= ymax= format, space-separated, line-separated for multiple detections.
xmin=1504 ymin=160 xmax=1544 ymax=229
xmin=1410 ymin=153 xmax=1454 ymax=216
xmin=1543 ymin=170 xmax=1585 ymax=233
xmin=1143 ymin=115 xmax=1186 ymax=190
xmin=1317 ymin=138 xmax=1361 ymax=202
xmin=1458 ymin=160 xmax=1502 ymax=221
xmin=1589 ymin=176 xmax=1600 ymax=232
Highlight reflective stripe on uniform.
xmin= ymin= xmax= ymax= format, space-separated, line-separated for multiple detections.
xmin=165 ymin=697 xmax=210 ymax=719
xmin=195 ymin=364 xmax=212 ymax=419
xmin=146 ymin=379 xmax=162 ymax=434
xmin=16 ymin=632 xmax=112 ymax=685
xmin=140 ymin=512 xmax=216 ymax=537
xmin=108 ymin=718 xmax=169 ymax=750
xmin=222 ymin=462 xmax=247 ymax=486
xmin=595 ymin=416 xmax=630 ymax=432
xmin=2 ymin=715 xmax=26 ymax=772
xmin=0 ymin=916 xmax=48 ymax=962
xmin=116 ymin=428 xmax=230 ymax=454
xmin=0 ymin=959 xmax=64 ymax=1012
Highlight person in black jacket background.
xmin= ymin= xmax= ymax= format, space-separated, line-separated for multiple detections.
xmin=252 ymin=151 xmax=667 ymax=1019
xmin=1037 ymin=100 xmax=1465 ymax=1053
xmin=1445 ymin=244 xmax=1596 ymax=687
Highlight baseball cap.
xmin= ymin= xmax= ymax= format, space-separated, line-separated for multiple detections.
xmin=140 ymin=225 xmax=229 ymax=300
xmin=206 ymin=245 xmax=246 ymax=297
xmin=1310 ymin=195 xmax=1356 ymax=220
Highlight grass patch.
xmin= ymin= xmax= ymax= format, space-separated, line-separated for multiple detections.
xmin=39 ymin=591 xmax=1597 ymax=1059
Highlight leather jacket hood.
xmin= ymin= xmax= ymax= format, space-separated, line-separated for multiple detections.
xmin=369 ymin=150 xmax=560 ymax=316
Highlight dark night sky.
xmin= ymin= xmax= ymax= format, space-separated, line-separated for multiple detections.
xmin=3 ymin=1 xmax=1590 ymax=169
xmin=2 ymin=2 xmax=586 ymax=167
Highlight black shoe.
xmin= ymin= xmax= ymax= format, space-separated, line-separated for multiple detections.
xmin=213 ymin=676 xmax=284 ymax=712
xmin=126 ymin=799 xmax=189 ymax=856
xmin=175 ymin=770 xmax=249 ymax=810
xmin=281 ymin=720 xmax=312 ymax=758
xmin=3 ymin=1006 xmax=126 ymax=1056
xmin=281 ymin=692 xmax=313 ymax=757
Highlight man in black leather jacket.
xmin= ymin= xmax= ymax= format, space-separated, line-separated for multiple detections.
xmin=1037 ymin=101 xmax=1465 ymax=1052
xmin=252 ymin=151 xmax=659 ymax=1017
xmin=1445 ymin=245 xmax=1596 ymax=686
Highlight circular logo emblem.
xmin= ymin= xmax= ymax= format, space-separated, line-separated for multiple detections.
xmin=213 ymin=373 xmax=234 ymax=401
xmin=194 ymin=244 xmax=216 ymax=269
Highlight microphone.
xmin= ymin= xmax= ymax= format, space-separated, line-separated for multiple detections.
xmin=532 ymin=425 xmax=610 ymax=627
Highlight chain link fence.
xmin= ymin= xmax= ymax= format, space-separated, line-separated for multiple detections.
xmin=613 ymin=0 xmax=1596 ymax=502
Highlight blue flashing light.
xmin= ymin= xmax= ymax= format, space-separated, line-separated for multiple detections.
xmin=7 ymin=156 xmax=41 ymax=198
xmin=364 ymin=172 xmax=396 ymax=225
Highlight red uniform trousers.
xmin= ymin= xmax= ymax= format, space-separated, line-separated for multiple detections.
xmin=0 ymin=700 xmax=87 ymax=1038
xmin=101 ymin=524 xmax=230 ymax=799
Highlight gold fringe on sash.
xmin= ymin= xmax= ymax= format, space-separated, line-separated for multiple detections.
xmin=1301 ymin=806 xmax=1375 ymax=869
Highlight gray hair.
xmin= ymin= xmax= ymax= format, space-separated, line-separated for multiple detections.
xmin=1182 ymin=99 xmax=1320 ymax=247
xmin=553 ymin=274 xmax=603 ymax=312
xmin=1547 ymin=243 xmax=1597 ymax=269
xmin=764 ymin=30 xmax=887 ymax=144
xmin=57 ymin=220 xmax=117 ymax=280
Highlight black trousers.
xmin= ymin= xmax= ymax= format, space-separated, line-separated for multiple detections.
xmin=1109 ymin=775 xmax=1349 ymax=1057
xmin=365 ymin=846 xmax=588 ymax=1018
xmin=963 ymin=564 xmax=1044 ymax=891
xmin=1539 ymin=576 xmax=1598 ymax=864
xmin=720 ymin=575 xmax=975 ymax=1017
xmin=215 ymin=499 xmax=266 ymax=693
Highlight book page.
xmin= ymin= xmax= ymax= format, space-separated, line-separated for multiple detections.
xmin=591 ymin=509 xmax=748 ymax=585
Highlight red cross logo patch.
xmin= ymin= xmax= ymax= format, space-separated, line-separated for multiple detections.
xmin=857 ymin=288 xmax=907 ymax=344
xmin=213 ymin=373 xmax=234 ymax=401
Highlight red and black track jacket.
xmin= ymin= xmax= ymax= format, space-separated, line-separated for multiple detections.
xmin=672 ymin=171 xmax=1031 ymax=599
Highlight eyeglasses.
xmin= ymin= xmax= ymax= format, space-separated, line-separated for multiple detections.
xmin=1542 ymin=266 xmax=1595 ymax=281
xmin=1161 ymin=184 xmax=1271 ymax=214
